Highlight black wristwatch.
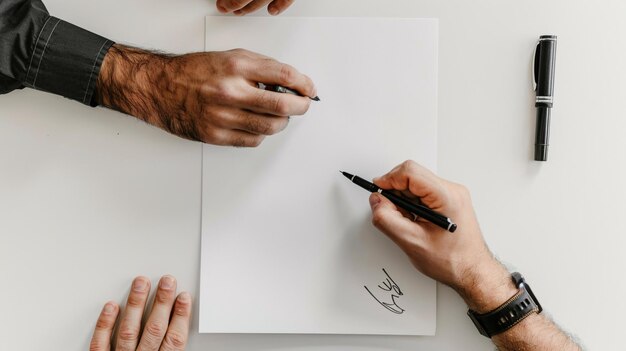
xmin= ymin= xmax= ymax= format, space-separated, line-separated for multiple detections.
xmin=467 ymin=272 xmax=542 ymax=338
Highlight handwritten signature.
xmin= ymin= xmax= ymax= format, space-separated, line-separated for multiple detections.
xmin=364 ymin=268 xmax=405 ymax=314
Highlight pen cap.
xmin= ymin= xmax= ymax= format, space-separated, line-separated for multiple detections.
xmin=534 ymin=35 xmax=557 ymax=108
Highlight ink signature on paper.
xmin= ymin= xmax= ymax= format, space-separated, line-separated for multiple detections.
xmin=364 ymin=268 xmax=405 ymax=314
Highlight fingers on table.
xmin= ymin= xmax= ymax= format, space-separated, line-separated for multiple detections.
xmin=89 ymin=302 xmax=120 ymax=351
xmin=137 ymin=276 xmax=177 ymax=351
xmin=116 ymin=276 xmax=151 ymax=351
xmin=160 ymin=292 xmax=193 ymax=351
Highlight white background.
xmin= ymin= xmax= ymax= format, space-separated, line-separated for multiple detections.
xmin=1 ymin=0 xmax=624 ymax=350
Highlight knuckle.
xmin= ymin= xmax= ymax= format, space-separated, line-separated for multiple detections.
xmin=145 ymin=321 xmax=167 ymax=338
xmin=155 ymin=290 xmax=175 ymax=305
xmin=255 ymin=91 xmax=270 ymax=108
xmin=95 ymin=317 xmax=112 ymax=331
xmin=202 ymin=106 xmax=222 ymax=125
xmin=162 ymin=330 xmax=187 ymax=350
xmin=89 ymin=341 xmax=106 ymax=351
xmin=213 ymin=83 xmax=237 ymax=104
xmin=201 ymin=128 xmax=224 ymax=145
xmin=257 ymin=92 xmax=289 ymax=116
xmin=401 ymin=160 xmax=417 ymax=172
xmin=279 ymin=64 xmax=297 ymax=85
xmin=457 ymin=184 xmax=471 ymax=199
xmin=273 ymin=99 xmax=290 ymax=116
xmin=117 ymin=324 xmax=140 ymax=342
xmin=174 ymin=303 xmax=191 ymax=318
xmin=126 ymin=293 xmax=145 ymax=308
xmin=224 ymin=55 xmax=244 ymax=73
xmin=371 ymin=211 xmax=387 ymax=228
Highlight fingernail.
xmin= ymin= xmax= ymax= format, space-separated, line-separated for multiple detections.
xmin=103 ymin=302 xmax=116 ymax=314
xmin=234 ymin=10 xmax=243 ymax=15
xmin=178 ymin=292 xmax=191 ymax=303
xmin=268 ymin=6 xmax=279 ymax=15
xmin=369 ymin=194 xmax=381 ymax=208
xmin=133 ymin=278 xmax=147 ymax=292
xmin=160 ymin=276 xmax=175 ymax=290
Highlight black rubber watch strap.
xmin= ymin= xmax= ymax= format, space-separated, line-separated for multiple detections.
xmin=468 ymin=273 xmax=542 ymax=338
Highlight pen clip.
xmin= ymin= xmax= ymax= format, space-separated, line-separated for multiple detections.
xmin=532 ymin=40 xmax=540 ymax=91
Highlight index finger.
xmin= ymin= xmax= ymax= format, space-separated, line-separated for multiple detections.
xmin=247 ymin=59 xmax=317 ymax=100
xmin=373 ymin=160 xmax=448 ymax=210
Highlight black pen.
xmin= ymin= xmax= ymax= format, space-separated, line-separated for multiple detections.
xmin=533 ymin=35 xmax=557 ymax=161
xmin=259 ymin=83 xmax=320 ymax=101
xmin=341 ymin=171 xmax=457 ymax=233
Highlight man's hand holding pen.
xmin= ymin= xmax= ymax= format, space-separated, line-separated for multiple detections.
xmin=96 ymin=46 xmax=316 ymax=147
xmin=368 ymin=161 xmax=518 ymax=314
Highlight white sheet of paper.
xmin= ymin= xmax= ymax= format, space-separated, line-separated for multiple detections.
xmin=201 ymin=16 xmax=438 ymax=335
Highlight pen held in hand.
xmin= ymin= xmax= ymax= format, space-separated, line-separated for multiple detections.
xmin=259 ymin=83 xmax=321 ymax=101
xmin=341 ymin=171 xmax=457 ymax=233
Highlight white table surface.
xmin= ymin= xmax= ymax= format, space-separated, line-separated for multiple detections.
xmin=1 ymin=1 xmax=624 ymax=350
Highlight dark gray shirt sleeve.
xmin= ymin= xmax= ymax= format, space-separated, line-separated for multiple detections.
xmin=0 ymin=0 xmax=114 ymax=106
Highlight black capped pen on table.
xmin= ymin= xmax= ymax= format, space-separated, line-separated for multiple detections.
xmin=341 ymin=171 xmax=457 ymax=233
xmin=259 ymin=83 xmax=321 ymax=101
xmin=533 ymin=35 xmax=557 ymax=161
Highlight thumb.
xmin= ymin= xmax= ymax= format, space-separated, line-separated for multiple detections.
xmin=369 ymin=193 xmax=422 ymax=246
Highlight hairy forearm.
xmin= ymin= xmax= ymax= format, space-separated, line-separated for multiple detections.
xmin=457 ymin=260 xmax=581 ymax=350
xmin=492 ymin=313 xmax=581 ymax=351
xmin=95 ymin=44 xmax=203 ymax=141
xmin=455 ymin=258 xmax=518 ymax=313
